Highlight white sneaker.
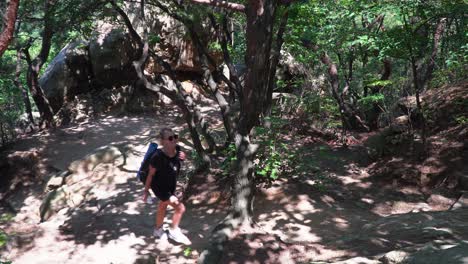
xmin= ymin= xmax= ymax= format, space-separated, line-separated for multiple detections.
xmin=153 ymin=227 xmax=167 ymax=240
xmin=168 ymin=227 xmax=191 ymax=245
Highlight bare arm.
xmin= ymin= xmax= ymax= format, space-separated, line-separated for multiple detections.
xmin=143 ymin=165 xmax=156 ymax=201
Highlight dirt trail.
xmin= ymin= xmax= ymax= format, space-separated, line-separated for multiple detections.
xmin=1 ymin=112 xmax=228 ymax=264
xmin=1 ymin=113 xmax=466 ymax=263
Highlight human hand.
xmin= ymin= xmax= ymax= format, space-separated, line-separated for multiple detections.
xmin=169 ymin=195 xmax=179 ymax=204
xmin=142 ymin=191 xmax=148 ymax=203
xmin=179 ymin=151 xmax=186 ymax=161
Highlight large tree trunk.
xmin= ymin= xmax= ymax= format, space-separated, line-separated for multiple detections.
xmin=0 ymin=0 xmax=19 ymax=57
xmin=199 ymin=0 xmax=279 ymax=262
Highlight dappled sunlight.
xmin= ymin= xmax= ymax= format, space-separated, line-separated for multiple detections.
xmin=246 ymin=138 xmax=468 ymax=262
xmin=331 ymin=217 xmax=349 ymax=230
xmin=2 ymin=96 xmax=466 ymax=263
xmin=1 ymin=113 xmax=211 ymax=263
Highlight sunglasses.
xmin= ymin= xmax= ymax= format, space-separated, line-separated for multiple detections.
xmin=165 ymin=134 xmax=179 ymax=141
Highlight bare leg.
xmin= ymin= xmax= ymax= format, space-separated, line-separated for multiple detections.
xmin=156 ymin=201 xmax=169 ymax=228
xmin=169 ymin=202 xmax=186 ymax=229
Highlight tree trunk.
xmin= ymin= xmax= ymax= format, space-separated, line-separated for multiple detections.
xmin=14 ymin=50 xmax=35 ymax=126
xmin=199 ymin=0 xmax=279 ymax=262
xmin=25 ymin=56 xmax=55 ymax=127
xmin=23 ymin=0 xmax=56 ymax=127
xmin=0 ymin=0 xmax=20 ymax=57
xmin=410 ymin=55 xmax=427 ymax=152
xmin=0 ymin=122 xmax=5 ymax=146
xmin=264 ymin=5 xmax=289 ymax=122
xmin=320 ymin=52 xmax=369 ymax=131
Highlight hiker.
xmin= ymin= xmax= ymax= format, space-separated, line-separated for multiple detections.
xmin=142 ymin=127 xmax=191 ymax=245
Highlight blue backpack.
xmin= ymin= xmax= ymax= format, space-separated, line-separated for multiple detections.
xmin=137 ymin=142 xmax=159 ymax=183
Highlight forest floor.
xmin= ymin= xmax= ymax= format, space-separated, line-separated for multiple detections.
xmin=0 ymin=103 xmax=467 ymax=264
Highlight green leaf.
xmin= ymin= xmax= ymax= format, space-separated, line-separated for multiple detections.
xmin=0 ymin=231 xmax=7 ymax=248
xmin=183 ymin=247 xmax=192 ymax=257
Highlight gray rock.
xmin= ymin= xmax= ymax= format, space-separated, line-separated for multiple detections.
xmin=40 ymin=145 xmax=125 ymax=221
xmin=44 ymin=170 xmax=70 ymax=192
xmin=68 ymin=145 xmax=124 ymax=176
xmin=334 ymin=257 xmax=381 ymax=264
xmin=380 ymin=250 xmax=409 ymax=264
xmin=40 ymin=186 xmax=70 ymax=221
xmin=39 ymin=40 xmax=92 ymax=112
xmin=88 ymin=29 xmax=139 ymax=88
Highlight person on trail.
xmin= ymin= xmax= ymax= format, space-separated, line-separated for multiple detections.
xmin=142 ymin=127 xmax=191 ymax=245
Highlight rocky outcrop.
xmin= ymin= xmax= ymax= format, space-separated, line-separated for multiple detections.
xmin=88 ymin=28 xmax=139 ymax=88
xmin=39 ymin=29 xmax=140 ymax=114
xmin=39 ymin=40 xmax=92 ymax=112
xmin=39 ymin=145 xmax=125 ymax=221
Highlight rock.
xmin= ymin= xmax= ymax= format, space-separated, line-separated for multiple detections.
xmin=88 ymin=28 xmax=139 ymax=88
xmin=426 ymin=194 xmax=455 ymax=209
xmin=394 ymin=115 xmax=409 ymax=126
xmin=380 ymin=250 xmax=409 ymax=264
xmin=14 ymin=111 xmax=41 ymax=132
xmin=390 ymin=116 xmax=409 ymax=133
xmin=39 ymin=40 xmax=92 ymax=112
xmin=40 ymin=184 xmax=89 ymax=222
xmin=402 ymin=243 xmax=468 ymax=264
xmin=181 ymin=81 xmax=202 ymax=101
xmin=334 ymin=257 xmax=380 ymax=264
xmin=40 ymin=186 xmax=71 ymax=221
xmin=40 ymin=145 xmax=124 ymax=221
xmin=68 ymin=145 xmax=124 ymax=176
xmin=44 ymin=170 xmax=70 ymax=192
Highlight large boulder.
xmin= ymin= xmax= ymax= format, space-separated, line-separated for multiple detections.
xmin=88 ymin=28 xmax=139 ymax=88
xmin=39 ymin=40 xmax=92 ymax=112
